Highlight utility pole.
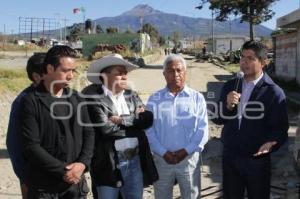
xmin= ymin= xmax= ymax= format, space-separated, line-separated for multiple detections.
xmin=18 ymin=17 xmax=21 ymax=39
xmin=194 ymin=35 xmax=196 ymax=57
xmin=30 ymin=18 xmax=33 ymax=41
xmin=3 ymin=24 xmax=6 ymax=49
xmin=55 ymin=13 xmax=62 ymax=42
xmin=229 ymin=18 xmax=232 ymax=52
xmin=59 ymin=15 xmax=62 ymax=42
xmin=81 ymin=7 xmax=86 ymax=32
xmin=11 ymin=29 xmax=14 ymax=41
xmin=64 ymin=17 xmax=67 ymax=43
xmin=211 ymin=10 xmax=215 ymax=54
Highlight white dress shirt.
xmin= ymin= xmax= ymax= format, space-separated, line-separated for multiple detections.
xmin=238 ymin=72 xmax=264 ymax=128
xmin=102 ymin=85 xmax=138 ymax=151
xmin=146 ymin=85 xmax=209 ymax=156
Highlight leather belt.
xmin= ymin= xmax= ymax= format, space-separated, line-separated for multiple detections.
xmin=117 ymin=147 xmax=139 ymax=160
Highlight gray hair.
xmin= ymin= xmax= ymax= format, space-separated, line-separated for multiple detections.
xmin=163 ymin=54 xmax=187 ymax=72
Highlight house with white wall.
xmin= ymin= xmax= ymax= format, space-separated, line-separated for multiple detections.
xmin=274 ymin=9 xmax=300 ymax=83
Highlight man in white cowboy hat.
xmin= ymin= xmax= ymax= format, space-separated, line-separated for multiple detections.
xmin=82 ymin=54 xmax=158 ymax=199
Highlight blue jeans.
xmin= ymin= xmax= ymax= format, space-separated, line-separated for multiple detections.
xmin=96 ymin=154 xmax=143 ymax=199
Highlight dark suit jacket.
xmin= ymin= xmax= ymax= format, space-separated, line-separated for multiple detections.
xmin=20 ymin=82 xmax=94 ymax=192
xmin=215 ymin=73 xmax=289 ymax=156
xmin=82 ymin=84 xmax=158 ymax=188
xmin=6 ymin=85 xmax=34 ymax=184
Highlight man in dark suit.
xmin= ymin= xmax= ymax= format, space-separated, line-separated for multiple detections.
xmin=20 ymin=46 xmax=94 ymax=198
xmin=216 ymin=40 xmax=289 ymax=199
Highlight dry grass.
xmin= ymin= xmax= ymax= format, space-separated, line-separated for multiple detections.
xmin=0 ymin=42 xmax=48 ymax=52
xmin=0 ymin=58 xmax=92 ymax=94
xmin=0 ymin=68 xmax=29 ymax=93
xmin=91 ymin=49 xmax=135 ymax=60
xmin=0 ymin=48 xmax=161 ymax=93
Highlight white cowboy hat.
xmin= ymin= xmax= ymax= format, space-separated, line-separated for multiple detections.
xmin=87 ymin=53 xmax=139 ymax=84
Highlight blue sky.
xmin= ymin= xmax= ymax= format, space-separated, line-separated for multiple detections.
xmin=0 ymin=0 xmax=299 ymax=34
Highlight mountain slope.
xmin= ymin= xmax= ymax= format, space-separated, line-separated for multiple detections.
xmin=94 ymin=4 xmax=273 ymax=37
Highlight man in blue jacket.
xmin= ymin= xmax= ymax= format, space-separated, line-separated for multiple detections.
xmin=6 ymin=53 xmax=45 ymax=199
xmin=216 ymin=40 xmax=289 ymax=199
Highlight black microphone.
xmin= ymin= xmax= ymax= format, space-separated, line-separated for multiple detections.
xmin=234 ymin=71 xmax=244 ymax=92
xmin=230 ymin=71 xmax=244 ymax=108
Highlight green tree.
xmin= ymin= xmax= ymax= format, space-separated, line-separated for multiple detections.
xmin=196 ymin=0 xmax=279 ymax=40
xmin=139 ymin=23 xmax=160 ymax=43
xmin=158 ymin=36 xmax=166 ymax=46
xmin=124 ymin=27 xmax=134 ymax=34
xmin=106 ymin=27 xmax=118 ymax=34
xmin=96 ymin=24 xmax=104 ymax=34
xmin=67 ymin=23 xmax=83 ymax=42
xmin=171 ymin=31 xmax=181 ymax=46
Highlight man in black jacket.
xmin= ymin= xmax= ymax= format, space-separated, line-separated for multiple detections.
xmin=216 ymin=40 xmax=289 ymax=199
xmin=20 ymin=45 xmax=94 ymax=198
xmin=82 ymin=53 xmax=158 ymax=199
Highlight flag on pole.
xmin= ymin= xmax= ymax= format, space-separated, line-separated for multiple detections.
xmin=73 ymin=8 xmax=81 ymax=14
xmin=73 ymin=7 xmax=85 ymax=14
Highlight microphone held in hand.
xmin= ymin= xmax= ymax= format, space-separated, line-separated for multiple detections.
xmin=229 ymin=71 xmax=244 ymax=108
xmin=234 ymin=71 xmax=244 ymax=92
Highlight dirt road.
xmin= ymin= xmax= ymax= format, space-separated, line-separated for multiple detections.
xmin=0 ymin=51 xmax=35 ymax=69
xmin=0 ymin=54 xmax=298 ymax=198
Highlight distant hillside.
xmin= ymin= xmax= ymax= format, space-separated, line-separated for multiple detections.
xmin=94 ymin=4 xmax=273 ymax=37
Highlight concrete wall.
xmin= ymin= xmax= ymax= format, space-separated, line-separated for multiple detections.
xmin=215 ymin=38 xmax=246 ymax=54
xmin=275 ymin=32 xmax=297 ymax=80
xmin=276 ymin=9 xmax=300 ymax=84
xmin=179 ymin=40 xmax=193 ymax=49
xmin=297 ymin=30 xmax=300 ymax=84
xmin=277 ymin=9 xmax=300 ymax=28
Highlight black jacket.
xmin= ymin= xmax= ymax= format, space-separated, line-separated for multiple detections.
xmin=82 ymin=84 xmax=158 ymax=187
xmin=20 ymin=82 xmax=94 ymax=192
xmin=214 ymin=73 xmax=289 ymax=156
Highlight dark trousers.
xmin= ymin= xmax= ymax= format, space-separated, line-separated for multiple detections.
xmin=27 ymin=178 xmax=89 ymax=199
xmin=222 ymin=153 xmax=271 ymax=199
xmin=91 ymin=176 xmax=98 ymax=199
